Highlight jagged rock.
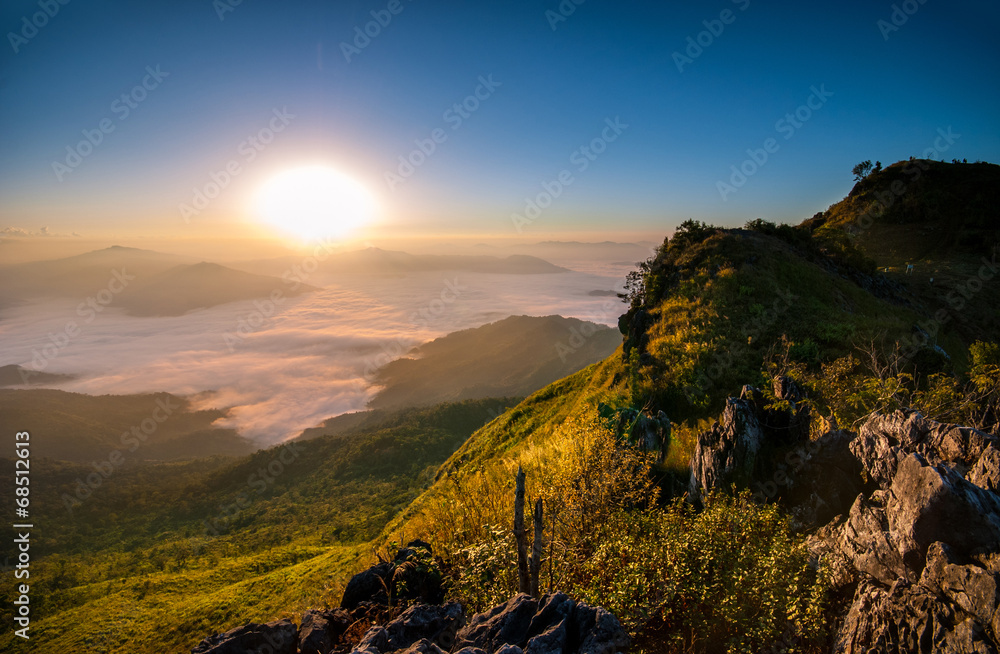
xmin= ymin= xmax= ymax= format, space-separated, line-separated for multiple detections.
xmin=298 ymin=608 xmax=352 ymax=654
xmin=689 ymin=392 xmax=762 ymax=503
xmin=395 ymin=639 xmax=448 ymax=654
xmin=341 ymin=540 xmax=444 ymax=610
xmin=354 ymin=626 xmax=388 ymax=654
xmin=453 ymin=592 xmax=628 ymax=654
xmin=835 ymin=578 xmax=998 ymax=654
xmin=616 ymin=408 xmax=670 ymax=463
xmin=690 ymin=377 xmax=817 ymax=507
xmin=349 ymin=603 xmax=463 ymax=654
xmin=887 ymin=454 xmax=1000 ymax=574
xmin=569 ymin=602 xmax=632 ymax=654
xmin=837 ymin=490 xmax=912 ymax=586
xmin=384 ymin=603 xmax=464 ymax=652
xmin=191 ymin=619 xmax=297 ymax=654
xmin=921 ymin=542 xmax=999 ymax=627
xmin=818 ymin=454 xmax=1000 ymax=589
xmin=970 ymin=445 xmax=1000 ymax=493
xmin=454 ymin=593 xmax=539 ymax=654
xmin=851 ymin=410 xmax=996 ymax=489
xmin=342 ymin=561 xmax=395 ymax=609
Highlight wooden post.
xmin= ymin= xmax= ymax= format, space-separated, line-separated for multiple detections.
xmin=514 ymin=466 xmax=530 ymax=595
xmin=530 ymin=497 xmax=543 ymax=598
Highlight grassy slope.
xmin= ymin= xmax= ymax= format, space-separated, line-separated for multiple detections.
xmin=807 ymin=159 xmax=1000 ymax=352
xmin=377 ymin=224 xmax=939 ymax=550
xmin=0 ymin=398 xmax=514 ymax=654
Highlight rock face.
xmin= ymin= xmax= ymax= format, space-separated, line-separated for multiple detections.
xmin=453 ymin=593 xmax=629 ymax=654
xmin=192 ymin=572 xmax=628 ymax=654
xmin=800 ymin=411 xmax=1000 ymax=652
xmin=298 ymin=609 xmax=353 ymax=654
xmin=690 ymin=379 xmax=1000 ymax=652
xmin=341 ymin=540 xmax=445 ymax=610
xmin=689 ymin=377 xmax=863 ymax=528
xmin=689 ymin=392 xmax=763 ymax=504
xmin=191 ymin=619 xmax=298 ymax=654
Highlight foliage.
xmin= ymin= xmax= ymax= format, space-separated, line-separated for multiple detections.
xmin=852 ymin=160 xmax=873 ymax=181
xmin=768 ymin=336 xmax=1000 ymax=433
xmin=407 ymin=411 xmax=830 ymax=653
xmin=581 ymin=492 xmax=830 ymax=653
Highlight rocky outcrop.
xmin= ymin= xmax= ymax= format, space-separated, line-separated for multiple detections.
xmin=690 ymin=379 xmax=1000 ymax=652
xmin=298 ymin=609 xmax=353 ymax=654
xmin=341 ymin=540 xmax=444 ymax=610
xmin=689 ymin=390 xmax=763 ymax=504
xmin=453 ymin=593 xmax=629 ymax=654
xmin=802 ymin=412 xmax=1000 ymax=652
xmin=835 ymin=577 xmax=997 ymax=654
xmin=192 ymin=564 xmax=628 ymax=654
xmin=850 ymin=409 xmax=996 ymax=488
xmin=192 ymin=619 xmax=298 ymax=654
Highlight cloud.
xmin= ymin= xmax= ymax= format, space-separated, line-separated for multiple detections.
xmin=0 ymin=265 xmax=631 ymax=446
xmin=1 ymin=226 xmax=80 ymax=237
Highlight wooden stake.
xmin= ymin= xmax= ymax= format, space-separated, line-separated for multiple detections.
xmin=514 ymin=466 xmax=529 ymax=595
xmin=530 ymin=497 xmax=543 ymax=598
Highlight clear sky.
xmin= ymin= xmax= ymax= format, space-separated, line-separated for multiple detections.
xmin=1 ymin=0 xmax=997 ymax=243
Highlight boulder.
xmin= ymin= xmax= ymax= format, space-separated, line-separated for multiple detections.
xmin=349 ymin=603 xmax=463 ymax=654
xmin=298 ymin=608 xmax=352 ymax=654
xmin=689 ymin=392 xmax=762 ymax=503
xmin=191 ymin=619 xmax=297 ymax=654
xmin=454 ymin=593 xmax=539 ymax=654
xmin=341 ymin=540 xmax=444 ymax=610
xmin=886 ymin=454 xmax=1000 ymax=574
xmin=382 ymin=602 xmax=464 ymax=652
xmin=921 ymin=542 xmax=999 ymax=628
xmin=970 ymin=445 xmax=1000 ymax=493
xmin=453 ymin=592 xmax=628 ymax=654
xmin=835 ymin=578 xmax=998 ymax=654
xmin=851 ymin=410 xmax=996 ymax=489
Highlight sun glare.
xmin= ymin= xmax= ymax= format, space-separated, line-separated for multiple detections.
xmin=255 ymin=166 xmax=376 ymax=241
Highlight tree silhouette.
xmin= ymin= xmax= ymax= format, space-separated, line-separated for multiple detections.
xmin=852 ymin=160 xmax=873 ymax=181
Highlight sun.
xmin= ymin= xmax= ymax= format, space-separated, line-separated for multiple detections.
xmin=255 ymin=166 xmax=376 ymax=241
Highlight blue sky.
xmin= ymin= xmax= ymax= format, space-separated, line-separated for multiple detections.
xmin=1 ymin=0 xmax=998 ymax=241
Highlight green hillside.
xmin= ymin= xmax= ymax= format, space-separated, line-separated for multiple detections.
xmin=0 ymin=398 xmax=515 ymax=654
xmin=0 ymin=389 xmax=253 ymax=462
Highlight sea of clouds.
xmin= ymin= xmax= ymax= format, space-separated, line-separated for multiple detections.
xmin=0 ymin=263 xmax=633 ymax=445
